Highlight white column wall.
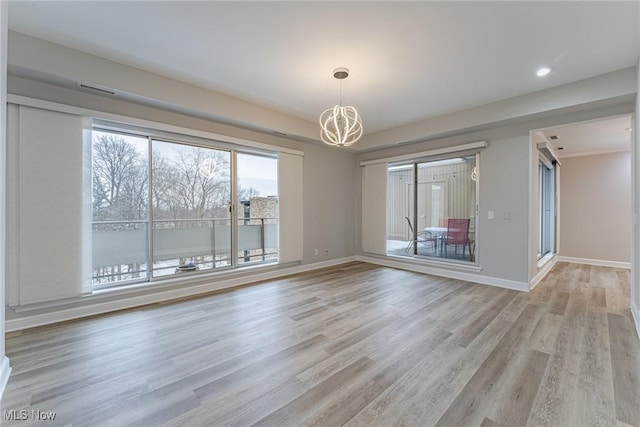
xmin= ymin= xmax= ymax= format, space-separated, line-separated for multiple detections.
xmin=632 ymin=58 xmax=640 ymax=337
xmin=0 ymin=0 xmax=11 ymax=400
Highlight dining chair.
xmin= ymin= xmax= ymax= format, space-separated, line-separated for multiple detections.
xmin=443 ymin=218 xmax=471 ymax=259
xmin=405 ymin=216 xmax=437 ymax=254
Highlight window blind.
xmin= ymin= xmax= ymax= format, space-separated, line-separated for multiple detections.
xmin=278 ymin=152 xmax=303 ymax=263
xmin=361 ymin=162 xmax=387 ymax=255
xmin=8 ymin=105 xmax=92 ymax=305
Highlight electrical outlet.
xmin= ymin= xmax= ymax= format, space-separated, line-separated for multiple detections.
xmin=314 ymin=249 xmax=319 ymax=256
xmin=488 ymin=211 xmax=494 ymax=220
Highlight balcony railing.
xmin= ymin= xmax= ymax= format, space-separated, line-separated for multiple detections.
xmin=92 ymin=217 xmax=278 ymax=285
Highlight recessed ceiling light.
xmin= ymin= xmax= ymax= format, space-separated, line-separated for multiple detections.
xmin=536 ymin=67 xmax=552 ymax=77
xmin=625 ymin=127 xmax=633 ymax=131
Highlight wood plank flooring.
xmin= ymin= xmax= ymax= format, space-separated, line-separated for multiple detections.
xmin=1 ymin=261 xmax=639 ymax=426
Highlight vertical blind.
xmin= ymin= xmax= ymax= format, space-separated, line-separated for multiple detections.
xmin=361 ymin=163 xmax=387 ymax=255
xmin=278 ymin=152 xmax=303 ymax=263
xmin=8 ymin=105 xmax=91 ymax=305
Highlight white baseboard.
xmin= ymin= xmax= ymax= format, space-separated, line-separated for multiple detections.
xmin=530 ymin=255 xmax=558 ymax=291
xmin=6 ymin=256 xmax=358 ymax=332
xmin=0 ymin=356 xmax=11 ymax=401
xmin=632 ymin=300 xmax=640 ymax=340
xmin=356 ymin=255 xmax=529 ymax=292
xmin=556 ymin=256 xmax=631 ymax=269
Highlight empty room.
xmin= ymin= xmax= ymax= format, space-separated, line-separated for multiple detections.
xmin=0 ymin=1 xmax=639 ymax=426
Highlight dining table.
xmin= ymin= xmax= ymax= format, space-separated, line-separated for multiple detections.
xmin=423 ymin=226 xmax=448 ymax=255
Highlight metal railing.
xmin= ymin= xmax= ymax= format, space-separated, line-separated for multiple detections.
xmin=92 ymin=217 xmax=278 ymax=285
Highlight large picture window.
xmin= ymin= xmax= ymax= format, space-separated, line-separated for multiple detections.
xmin=91 ymin=128 xmax=278 ymax=287
xmin=386 ymin=154 xmax=478 ymax=263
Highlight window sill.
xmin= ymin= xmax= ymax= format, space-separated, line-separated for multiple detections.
xmin=12 ymin=260 xmax=283 ymax=313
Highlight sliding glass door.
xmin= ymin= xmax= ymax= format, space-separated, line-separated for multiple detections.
xmin=91 ymin=128 xmax=278 ymax=288
xmin=538 ymin=159 xmax=556 ymax=258
xmin=236 ymin=153 xmax=279 ymax=265
xmin=151 ymin=140 xmax=232 ymax=277
xmin=387 ymin=154 xmax=478 ymax=263
xmin=91 ymin=130 xmax=150 ymax=284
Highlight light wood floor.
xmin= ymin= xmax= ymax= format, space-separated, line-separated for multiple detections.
xmin=1 ymin=262 xmax=639 ymax=426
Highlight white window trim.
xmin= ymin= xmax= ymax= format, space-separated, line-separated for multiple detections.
xmin=359 ymin=141 xmax=487 ymax=166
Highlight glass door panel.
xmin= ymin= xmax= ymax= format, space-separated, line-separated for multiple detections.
xmin=387 ymin=156 xmax=477 ymax=262
xmin=151 ymin=140 xmax=231 ymax=276
xmin=236 ymin=153 xmax=279 ymax=265
xmin=91 ymin=130 xmax=149 ymax=286
xmin=386 ymin=164 xmax=414 ymax=254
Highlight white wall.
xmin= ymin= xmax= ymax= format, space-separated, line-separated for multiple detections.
xmin=4 ymin=29 xmax=638 ymax=335
xmin=632 ymin=59 xmax=640 ymax=337
xmin=360 ymin=68 xmax=637 ymax=151
xmin=357 ymin=102 xmax=635 ymax=289
xmin=358 ymin=127 xmax=530 ymax=285
xmin=8 ymin=31 xmax=319 ymax=141
xmin=0 ymin=0 xmax=11 ymax=400
xmin=4 ymin=36 xmax=357 ymax=328
xmin=559 ymin=152 xmax=631 ymax=264
xmin=6 ymin=80 xmax=358 ymax=268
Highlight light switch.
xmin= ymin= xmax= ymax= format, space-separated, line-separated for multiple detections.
xmin=488 ymin=211 xmax=494 ymax=220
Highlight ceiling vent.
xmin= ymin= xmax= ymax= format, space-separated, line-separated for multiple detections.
xmin=76 ymin=82 xmax=116 ymax=96
xmin=549 ymin=135 xmax=558 ymax=140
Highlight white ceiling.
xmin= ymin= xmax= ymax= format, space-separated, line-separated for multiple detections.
xmin=540 ymin=115 xmax=632 ymax=158
xmin=7 ymin=1 xmax=640 ymax=135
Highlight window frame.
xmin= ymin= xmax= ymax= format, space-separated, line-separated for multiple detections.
xmin=90 ymin=123 xmax=280 ymax=290
xmin=538 ymin=157 xmax=556 ymax=260
xmin=386 ymin=151 xmax=480 ymax=266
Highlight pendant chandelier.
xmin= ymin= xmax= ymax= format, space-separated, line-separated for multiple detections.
xmin=319 ymin=67 xmax=363 ymax=147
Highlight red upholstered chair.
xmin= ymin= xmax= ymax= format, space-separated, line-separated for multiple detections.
xmin=443 ymin=218 xmax=471 ymax=258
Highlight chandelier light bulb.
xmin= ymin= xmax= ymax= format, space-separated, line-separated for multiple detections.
xmin=319 ymin=105 xmax=363 ymax=147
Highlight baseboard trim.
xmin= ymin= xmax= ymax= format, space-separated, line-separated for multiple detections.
xmin=6 ymin=256 xmax=358 ymax=332
xmin=356 ymin=255 xmax=529 ymax=292
xmin=530 ymin=255 xmax=558 ymax=291
xmin=556 ymin=256 xmax=631 ymax=269
xmin=0 ymin=356 xmax=11 ymax=401
xmin=632 ymin=300 xmax=640 ymax=340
